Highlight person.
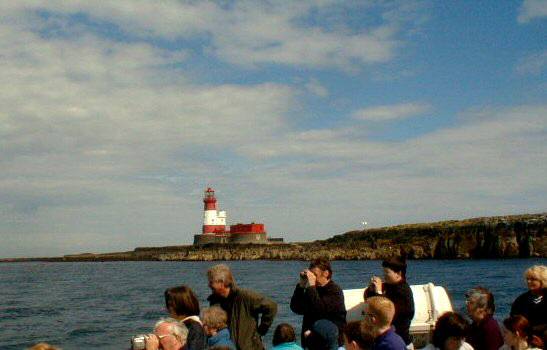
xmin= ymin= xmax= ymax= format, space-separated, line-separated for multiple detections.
xmin=499 ymin=315 xmax=540 ymax=350
xmin=290 ymin=257 xmax=347 ymax=349
xmin=343 ymin=321 xmax=375 ymax=350
xmin=365 ymin=255 xmax=415 ymax=349
xmin=511 ymin=265 xmax=547 ymax=328
xmin=164 ymin=285 xmax=207 ymax=350
xmin=201 ymin=306 xmax=236 ymax=350
xmin=206 ymin=264 xmax=277 ymax=350
xmin=419 ymin=312 xmax=472 ymax=350
xmin=144 ymin=318 xmax=189 ymax=350
xmin=362 ymin=296 xmax=406 ymax=350
xmin=272 ymin=323 xmax=304 ymax=350
xmin=464 ymin=287 xmax=503 ymax=350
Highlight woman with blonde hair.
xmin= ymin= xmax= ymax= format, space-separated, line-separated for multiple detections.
xmin=511 ymin=265 xmax=547 ymax=328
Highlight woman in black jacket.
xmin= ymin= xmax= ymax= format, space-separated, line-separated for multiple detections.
xmin=165 ymin=285 xmax=207 ymax=350
xmin=510 ymin=265 xmax=547 ymax=328
xmin=364 ymin=255 xmax=414 ymax=348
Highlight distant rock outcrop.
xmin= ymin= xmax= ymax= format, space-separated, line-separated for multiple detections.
xmin=2 ymin=213 xmax=545 ymax=262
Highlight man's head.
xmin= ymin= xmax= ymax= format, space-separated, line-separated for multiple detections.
xmin=207 ymin=264 xmax=235 ymax=297
xmin=153 ymin=318 xmax=188 ymax=350
xmin=465 ymin=286 xmax=495 ymax=322
xmin=363 ymin=296 xmax=395 ymax=335
xmin=309 ymin=257 xmax=332 ymax=286
xmin=343 ymin=321 xmax=374 ymax=350
xmin=201 ymin=306 xmax=228 ymax=336
xmin=272 ymin=323 xmax=297 ymax=346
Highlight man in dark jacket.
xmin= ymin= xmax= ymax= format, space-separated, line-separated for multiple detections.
xmin=206 ymin=264 xmax=277 ymax=350
xmin=290 ymin=257 xmax=347 ymax=349
xmin=365 ymin=256 xmax=414 ymax=348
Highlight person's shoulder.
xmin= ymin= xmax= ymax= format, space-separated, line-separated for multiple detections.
xmin=185 ymin=319 xmax=204 ymax=331
xmin=377 ymin=328 xmax=406 ymax=349
xmin=235 ymin=287 xmax=266 ymax=300
xmin=483 ymin=316 xmax=501 ymax=330
xmin=326 ymin=280 xmax=343 ymax=292
xmin=513 ymin=290 xmax=531 ymax=302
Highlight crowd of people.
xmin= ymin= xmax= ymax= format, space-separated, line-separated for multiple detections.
xmin=28 ymin=260 xmax=546 ymax=350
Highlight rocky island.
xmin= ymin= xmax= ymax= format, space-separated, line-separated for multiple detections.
xmin=2 ymin=213 xmax=546 ymax=262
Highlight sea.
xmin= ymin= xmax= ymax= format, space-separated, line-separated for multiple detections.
xmin=1 ymin=259 xmax=545 ymax=350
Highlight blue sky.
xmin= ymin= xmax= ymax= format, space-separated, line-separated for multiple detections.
xmin=1 ymin=0 xmax=546 ymax=258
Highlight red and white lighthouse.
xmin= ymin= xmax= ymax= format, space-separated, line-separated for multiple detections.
xmin=202 ymin=187 xmax=227 ymax=234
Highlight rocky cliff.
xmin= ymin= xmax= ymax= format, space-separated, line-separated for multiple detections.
xmin=2 ymin=213 xmax=545 ymax=262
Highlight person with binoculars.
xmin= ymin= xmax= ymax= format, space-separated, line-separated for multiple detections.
xmin=290 ymin=257 xmax=347 ymax=350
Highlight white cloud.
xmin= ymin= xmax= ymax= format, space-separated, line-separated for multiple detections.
xmin=518 ymin=0 xmax=547 ymax=23
xmin=1 ymin=2 xmax=545 ymax=258
xmin=0 ymin=13 xmax=298 ymax=257
xmin=516 ymin=50 xmax=547 ymax=75
xmin=0 ymin=0 xmax=423 ymax=70
xmin=352 ymin=102 xmax=432 ymax=121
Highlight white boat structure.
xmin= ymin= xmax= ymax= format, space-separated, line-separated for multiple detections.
xmin=344 ymin=283 xmax=453 ymax=347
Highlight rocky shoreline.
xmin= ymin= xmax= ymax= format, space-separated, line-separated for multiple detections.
xmin=2 ymin=213 xmax=546 ymax=262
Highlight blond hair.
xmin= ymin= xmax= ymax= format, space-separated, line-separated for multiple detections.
xmin=202 ymin=306 xmax=228 ymax=330
xmin=207 ymin=264 xmax=236 ymax=288
xmin=525 ymin=265 xmax=547 ymax=288
xmin=366 ymin=296 xmax=395 ymax=328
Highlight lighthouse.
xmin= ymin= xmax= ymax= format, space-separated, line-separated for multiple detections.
xmin=193 ymin=187 xmax=279 ymax=245
xmin=202 ymin=187 xmax=227 ymax=234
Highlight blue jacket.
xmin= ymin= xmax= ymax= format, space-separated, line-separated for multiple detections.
xmin=373 ymin=327 xmax=406 ymax=350
xmin=207 ymin=328 xmax=236 ymax=350
xmin=272 ymin=342 xmax=304 ymax=350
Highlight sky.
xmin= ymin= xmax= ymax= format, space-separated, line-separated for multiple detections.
xmin=1 ymin=1 xmax=546 ymax=258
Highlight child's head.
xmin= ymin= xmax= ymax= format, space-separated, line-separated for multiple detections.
xmin=343 ymin=321 xmax=374 ymax=350
xmin=272 ymin=323 xmax=297 ymax=346
xmin=201 ymin=306 xmax=228 ymax=336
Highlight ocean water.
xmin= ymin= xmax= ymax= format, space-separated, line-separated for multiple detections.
xmin=0 ymin=259 xmax=545 ymax=350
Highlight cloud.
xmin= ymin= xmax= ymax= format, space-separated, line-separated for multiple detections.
xmin=305 ymin=78 xmax=329 ymax=97
xmin=0 ymin=11 xmax=299 ymax=257
xmin=1 ymin=2 xmax=545 ymax=258
xmin=516 ymin=50 xmax=547 ymax=75
xmin=518 ymin=0 xmax=547 ymax=23
xmin=0 ymin=0 xmax=424 ymax=70
xmin=352 ymin=102 xmax=432 ymax=121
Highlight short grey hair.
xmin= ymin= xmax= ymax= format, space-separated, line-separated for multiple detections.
xmin=207 ymin=264 xmax=236 ymax=288
xmin=154 ymin=318 xmax=188 ymax=344
xmin=465 ymin=287 xmax=495 ymax=315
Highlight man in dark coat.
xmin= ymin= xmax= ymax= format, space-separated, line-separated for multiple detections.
xmin=290 ymin=257 xmax=347 ymax=349
xmin=207 ymin=264 xmax=277 ymax=350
